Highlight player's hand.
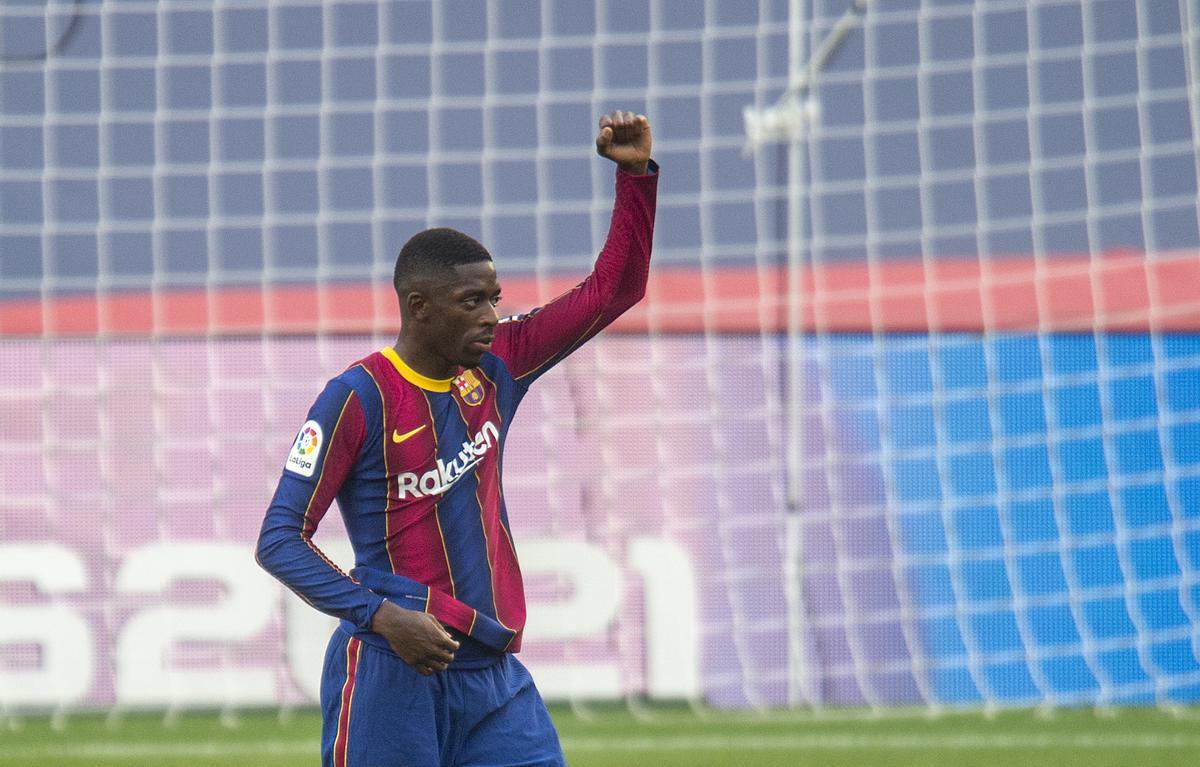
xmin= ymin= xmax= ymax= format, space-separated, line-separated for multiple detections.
xmin=596 ymin=111 xmax=652 ymax=175
xmin=369 ymin=600 xmax=459 ymax=676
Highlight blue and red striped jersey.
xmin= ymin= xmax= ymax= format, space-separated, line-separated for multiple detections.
xmin=256 ymin=164 xmax=658 ymax=665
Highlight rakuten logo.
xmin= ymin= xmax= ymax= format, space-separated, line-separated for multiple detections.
xmin=397 ymin=421 xmax=499 ymax=499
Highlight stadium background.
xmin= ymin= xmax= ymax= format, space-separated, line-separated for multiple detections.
xmin=2 ymin=0 xmax=1200 ymax=736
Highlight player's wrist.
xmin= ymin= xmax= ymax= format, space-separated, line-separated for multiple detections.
xmin=617 ymin=159 xmax=650 ymax=175
xmin=370 ymin=598 xmax=403 ymax=630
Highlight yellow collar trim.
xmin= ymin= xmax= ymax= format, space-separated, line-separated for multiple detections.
xmin=381 ymin=347 xmax=453 ymax=392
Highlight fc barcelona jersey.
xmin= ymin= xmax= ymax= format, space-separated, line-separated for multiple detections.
xmin=256 ymin=163 xmax=658 ymax=665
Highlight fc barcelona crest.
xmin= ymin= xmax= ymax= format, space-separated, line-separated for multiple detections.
xmin=454 ymin=370 xmax=485 ymax=406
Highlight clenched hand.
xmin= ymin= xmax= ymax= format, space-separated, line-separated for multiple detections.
xmin=370 ymin=600 xmax=460 ymax=675
xmin=596 ymin=111 xmax=652 ymax=175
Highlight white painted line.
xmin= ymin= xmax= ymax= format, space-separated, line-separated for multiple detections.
xmin=0 ymin=742 xmax=319 ymax=760
xmin=562 ymin=733 xmax=1200 ymax=751
xmin=2 ymin=732 xmax=1200 ymax=760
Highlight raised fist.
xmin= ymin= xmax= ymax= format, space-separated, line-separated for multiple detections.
xmin=596 ymin=111 xmax=652 ymax=175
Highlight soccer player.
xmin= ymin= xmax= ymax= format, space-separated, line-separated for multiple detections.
xmin=256 ymin=111 xmax=656 ymax=767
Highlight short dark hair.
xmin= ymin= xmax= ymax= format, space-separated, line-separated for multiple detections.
xmin=393 ymin=228 xmax=492 ymax=295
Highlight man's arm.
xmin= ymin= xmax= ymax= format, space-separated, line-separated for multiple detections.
xmin=490 ymin=111 xmax=657 ymax=384
xmin=255 ymin=379 xmax=458 ymax=674
xmin=255 ymin=380 xmax=381 ymax=625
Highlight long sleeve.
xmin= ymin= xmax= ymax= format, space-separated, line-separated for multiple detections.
xmin=255 ymin=379 xmax=385 ymax=629
xmin=491 ymin=161 xmax=659 ymax=384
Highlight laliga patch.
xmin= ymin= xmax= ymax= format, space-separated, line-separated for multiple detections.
xmin=286 ymin=420 xmax=323 ymax=477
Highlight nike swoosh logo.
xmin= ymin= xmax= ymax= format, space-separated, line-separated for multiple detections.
xmin=392 ymin=425 xmax=427 ymax=444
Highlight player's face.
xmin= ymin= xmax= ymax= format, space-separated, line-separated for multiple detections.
xmin=429 ymin=260 xmax=501 ymax=369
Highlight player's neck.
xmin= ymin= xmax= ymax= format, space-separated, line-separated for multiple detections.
xmin=391 ymin=337 xmax=457 ymax=381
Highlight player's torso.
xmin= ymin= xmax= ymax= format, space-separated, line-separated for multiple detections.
xmin=388 ymin=367 xmax=502 ymax=505
xmin=344 ymin=350 xmax=520 ymax=603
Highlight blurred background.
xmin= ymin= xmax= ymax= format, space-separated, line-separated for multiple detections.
xmin=2 ymin=0 xmax=1200 ymax=736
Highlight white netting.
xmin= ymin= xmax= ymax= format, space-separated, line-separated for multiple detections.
xmin=1 ymin=0 xmax=1199 ymax=717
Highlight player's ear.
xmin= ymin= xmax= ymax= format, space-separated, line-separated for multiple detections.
xmin=406 ymin=290 xmax=431 ymax=321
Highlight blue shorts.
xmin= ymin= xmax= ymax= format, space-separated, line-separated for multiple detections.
xmin=320 ymin=628 xmax=566 ymax=767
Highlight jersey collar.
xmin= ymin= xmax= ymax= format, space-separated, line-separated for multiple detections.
xmin=381 ymin=346 xmax=454 ymax=392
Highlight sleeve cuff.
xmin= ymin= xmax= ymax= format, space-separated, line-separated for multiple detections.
xmin=357 ymin=592 xmax=387 ymax=631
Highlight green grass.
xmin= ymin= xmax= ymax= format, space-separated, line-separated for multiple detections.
xmin=0 ymin=705 xmax=1197 ymax=766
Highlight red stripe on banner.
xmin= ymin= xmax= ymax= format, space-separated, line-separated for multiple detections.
xmin=3 ymin=250 xmax=1198 ymax=335
xmin=332 ymin=637 xmax=362 ymax=767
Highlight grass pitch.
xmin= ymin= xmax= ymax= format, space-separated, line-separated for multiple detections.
xmin=1 ymin=705 xmax=1197 ymax=766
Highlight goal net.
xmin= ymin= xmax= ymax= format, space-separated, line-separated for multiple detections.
xmin=1 ymin=0 xmax=1199 ymax=716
